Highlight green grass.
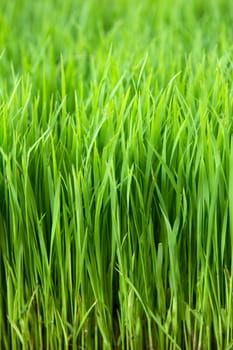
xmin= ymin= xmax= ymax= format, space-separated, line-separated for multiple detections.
xmin=1 ymin=0 xmax=233 ymax=349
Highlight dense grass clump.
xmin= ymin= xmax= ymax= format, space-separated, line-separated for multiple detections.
xmin=1 ymin=0 xmax=233 ymax=349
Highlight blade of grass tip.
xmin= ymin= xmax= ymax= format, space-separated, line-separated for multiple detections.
xmin=137 ymin=53 xmax=148 ymax=88
xmin=102 ymin=44 xmax=113 ymax=81
xmin=7 ymin=77 xmax=21 ymax=108
xmin=115 ymin=86 xmax=132 ymax=136
xmin=60 ymin=54 xmax=67 ymax=121
xmin=170 ymin=117 xmax=188 ymax=165
xmin=148 ymin=141 xmax=179 ymax=194
xmin=109 ymin=72 xmax=126 ymax=100
xmin=85 ymin=114 xmax=107 ymax=166
xmin=26 ymin=128 xmax=51 ymax=166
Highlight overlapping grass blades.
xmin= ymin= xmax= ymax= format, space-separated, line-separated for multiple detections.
xmin=1 ymin=0 xmax=233 ymax=349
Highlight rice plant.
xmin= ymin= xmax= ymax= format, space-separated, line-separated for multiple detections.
xmin=1 ymin=0 xmax=233 ymax=349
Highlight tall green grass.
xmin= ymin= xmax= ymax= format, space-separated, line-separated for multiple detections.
xmin=1 ymin=0 xmax=233 ymax=348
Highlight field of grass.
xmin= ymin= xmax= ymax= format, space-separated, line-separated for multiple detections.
xmin=1 ymin=0 xmax=233 ymax=349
